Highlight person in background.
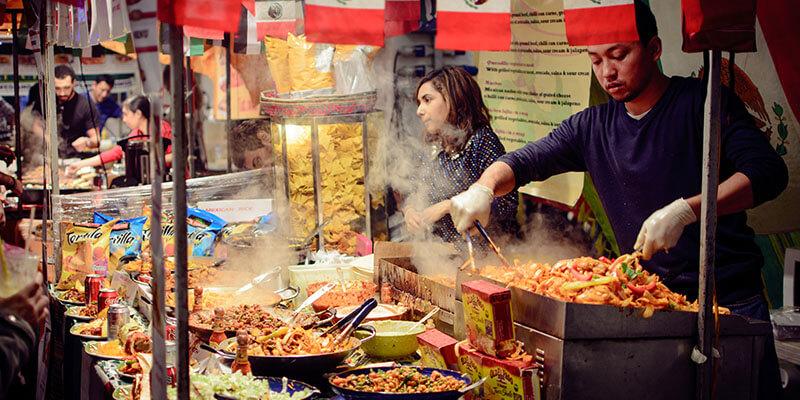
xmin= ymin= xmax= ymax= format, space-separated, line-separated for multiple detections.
xmin=0 ymin=272 xmax=49 ymax=398
xmin=20 ymin=84 xmax=45 ymax=172
xmin=65 ymin=95 xmax=172 ymax=184
xmin=230 ymin=119 xmax=272 ymax=170
xmin=402 ymin=66 xmax=519 ymax=244
xmin=85 ymin=74 xmax=122 ymax=135
xmin=0 ymin=144 xmax=23 ymax=227
xmin=0 ymin=98 xmax=15 ymax=146
xmin=448 ymin=1 xmax=785 ymax=397
xmin=54 ymin=65 xmax=100 ymax=158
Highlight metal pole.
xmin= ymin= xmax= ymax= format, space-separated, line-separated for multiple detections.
xmin=11 ymin=11 xmax=22 ymax=180
xmin=361 ymin=116 xmax=371 ymax=239
xmin=169 ymin=23 xmax=190 ymax=400
xmin=185 ymin=55 xmax=195 ymax=178
xmin=38 ymin=0 xmax=49 ymax=289
xmin=696 ymin=49 xmax=722 ymax=400
xmin=43 ymin=0 xmax=61 ymax=280
xmin=311 ymin=118 xmax=324 ymax=249
xmin=225 ymin=32 xmax=233 ymax=173
xmin=148 ymin=96 xmax=167 ymax=400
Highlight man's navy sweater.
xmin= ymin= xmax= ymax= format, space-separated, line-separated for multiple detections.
xmin=499 ymin=76 xmax=788 ymax=304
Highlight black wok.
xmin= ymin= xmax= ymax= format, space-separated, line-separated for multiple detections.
xmin=329 ymin=366 xmax=484 ymax=400
xmin=214 ymin=325 xmax=375 ymax=377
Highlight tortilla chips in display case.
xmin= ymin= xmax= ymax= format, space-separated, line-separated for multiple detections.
xmin=319 ymin=121 xmax=366 ymax=254
xmin=274 ymin=123 xmax=318 ymax=243
xmin=265 ymin=93 xmax=388 ymax=255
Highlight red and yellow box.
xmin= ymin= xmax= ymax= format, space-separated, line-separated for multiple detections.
xmin=417 ymin=329 xmax=459 ymax=370
xmin=461 ymin=279 xmax=516 ymax=357
xmin=456 ymin=341 xmax=486 ymax=399
xmin=482 ymin=352 xmax=540 ymax=400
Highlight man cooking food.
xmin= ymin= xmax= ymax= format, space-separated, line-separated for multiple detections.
xmin=54 ymin=65 xmax=100 ymax=158
xmin=450 ymin=1 xmax=786 ymax=396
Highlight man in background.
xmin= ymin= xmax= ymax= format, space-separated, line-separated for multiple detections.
xmin=85 ymin=74 xmax=122 ymax=135
xmin=231 ymin=119 xmax=272 ymax=170
xmin=54 ymin=65 xmax=99 ymax=158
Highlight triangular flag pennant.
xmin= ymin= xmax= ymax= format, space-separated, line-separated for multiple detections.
xmin=26 ymin=26 xmax=41 ymax=52
xmin=73 ymin=4 xmax=91 ymax=48
xmin=56 ymin=3 xmax=73 ymax=46
xmin=304 ymin=0 xmax=385 ymax=46
xmin=186 ymin=37 xmax=205 ymax=56
xmin=435 ymin=0 xmax=510 ymax=51
xmin=108 ymin=0 xmax=131 ymax=40
xmin=234 ymin=4 xmax=263 ymax=54
xmin=385 ymin=0 xmax=419 ymax=37
xmin=254 ymin=0 xmax=301 ymax=40
xmin=563 ymin=0 xmax=638 ymax=46
xmin=184 ymin=26 xmax=225 ymax=40
xmin=54 ymin=0 xmax=84 ymax=6
xmin=128 ymin=0 xmax=163 ymax=94
xmin=157 ymin=0 xmax=241 ymax=33
xmin=89 ymin=0 xmax=111 ymax=44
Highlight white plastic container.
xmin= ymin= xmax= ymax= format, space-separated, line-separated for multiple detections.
xmin=288 ymin=264 xmax=356 ymax=301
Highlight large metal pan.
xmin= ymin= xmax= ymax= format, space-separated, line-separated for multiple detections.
xmin=187 ymin=299 xmax=323 ymax=343
xmin=329 ymin=366 xmax=483 ymax=400
xmin=215 ymin=325 xmax=375 ymax=377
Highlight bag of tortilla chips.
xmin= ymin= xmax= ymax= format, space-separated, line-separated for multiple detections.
xmin=61 ymin=219 xmax=117 ymax=276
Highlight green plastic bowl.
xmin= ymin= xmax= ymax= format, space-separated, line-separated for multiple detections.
xmin=357 ymin=320 xmax=426 ymax=359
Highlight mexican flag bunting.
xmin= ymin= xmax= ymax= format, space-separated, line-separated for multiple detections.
xmin=304 ymin=0 xmax=385 ymax=46
xmin=385 ymin=0 xmax=419 ymax=37
xmin=254 ymin=0 xmax=301 ymax=40
xmin=157 ymin=0 xmax=241 ymax=33
xmin=234 ymin=3 xmax=262 ymax=54
xmin=435 ymin=0 xmax=511 ymax=51
xmin=563 ymin=0 xmax=638 ymax=46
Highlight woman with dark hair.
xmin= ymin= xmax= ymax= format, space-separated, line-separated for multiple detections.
xmin=66 ymin=95 xmax=173 ymax=186
xmin=402 ymin=66 xmax=519 ymax=243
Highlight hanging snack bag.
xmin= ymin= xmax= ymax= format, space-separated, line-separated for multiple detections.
xmin=333 ymin=44 xmax=378 ymax=95
xmin=287 ymin=33 xmax=335 ymax=97
xmin=265 ymin=37 xmax=292 ymax=95
xmin=61 ymin=219 xmax=118 ymax=276
xmin=94 ymin=213 xmax=148 ymax=262
xmin=186 ymin=208 xmax=227 ymax=257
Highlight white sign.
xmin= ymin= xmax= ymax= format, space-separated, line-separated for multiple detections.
xmin=196 ymin=199 xmax=273 ymax=223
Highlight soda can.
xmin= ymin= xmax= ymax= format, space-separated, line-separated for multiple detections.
xmin=166 ymin=365 xmax=177 ymax=387
xmin=166 ymin=340 xmax=177 ymax=387
xmin=107 ymin=303 xmax=130 ymax=340
xmin=91 ymin=263 xmax=108 ymax=277
xmin=98 ymin=288 xmax=119 ymax=311
xmin=84 ymin=274 xmax=104 ymax=305
xmin=166 ymin=317 xmax=177 ymax=341
xmin=137 ymin=274 xmax=152 ymax=285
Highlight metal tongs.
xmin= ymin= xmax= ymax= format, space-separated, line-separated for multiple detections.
xmin=285 ymin=281 xmax=337 ymax=324
xmin=459 ymin=233 xmax=477 ymax=272
xmin=474 ymin=220 xmax=512 ymax=268
xmin=234 ymin=270 xmax=271 ymax=294
xmin=324 ymin=298 xmax=378 ymax=346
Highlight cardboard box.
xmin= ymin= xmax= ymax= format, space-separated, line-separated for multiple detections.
xmin=417 ymin=328 xmax=458 ymax=370
xmin=461 ymin=279 xmax=515 ymax=357
xmin=456 ymin=341 xmax=486 ymax=399
xmin=482 ymin=352 xmax=539 ymax=400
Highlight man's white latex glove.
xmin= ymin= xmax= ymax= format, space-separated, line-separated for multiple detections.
xmin=450 ymin=183 xmax=494 ymax=234
xmin=634 ymin=198 xmax=697 ymax=260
